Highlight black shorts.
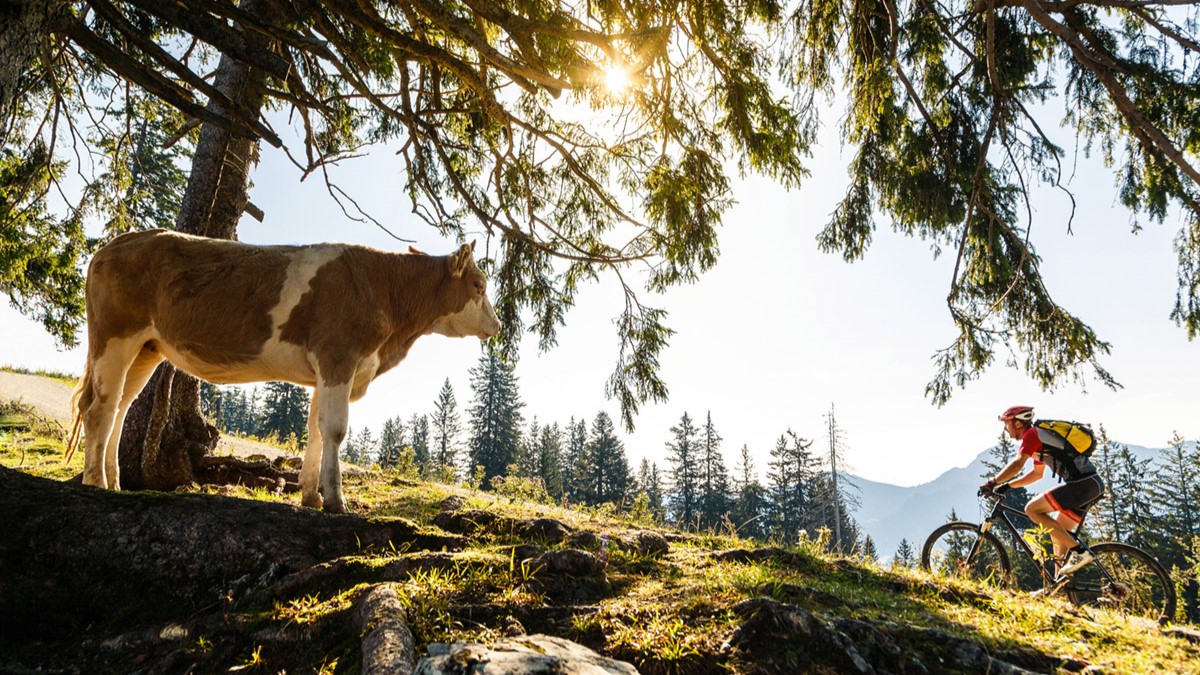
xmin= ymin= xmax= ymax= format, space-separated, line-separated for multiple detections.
xmin=1043 ymin=474 xmax=1105 ymax=526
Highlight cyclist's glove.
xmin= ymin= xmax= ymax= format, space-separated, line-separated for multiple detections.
xmin=978 ymin=481 xmax=1011 ymax=497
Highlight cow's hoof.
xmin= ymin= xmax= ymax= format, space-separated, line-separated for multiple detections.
xmin=301 ymin=494 xmax=323 ymax=509
xmin=322 ymin=502 xmax=348 ymax=514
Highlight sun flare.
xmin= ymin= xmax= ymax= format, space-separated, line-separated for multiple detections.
xmin=603 ymin=65 xmax=632 ymax=95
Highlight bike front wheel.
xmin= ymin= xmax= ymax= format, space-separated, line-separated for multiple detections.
xmin=920 ymin=522 xmax=1012 ymax=587
xmin=1066 ymin=542 xmax=1177 ymax=624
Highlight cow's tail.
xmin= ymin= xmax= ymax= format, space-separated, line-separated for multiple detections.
xmin=63 ymin=357 xmax=94 ymax=464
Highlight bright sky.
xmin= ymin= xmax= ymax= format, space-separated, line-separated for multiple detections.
xmin=3 ymin=110 xmax=1198 ymax=488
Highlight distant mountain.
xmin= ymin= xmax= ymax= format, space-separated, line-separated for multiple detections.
xmin=851 ymin=443 xmax=1171 ymax=563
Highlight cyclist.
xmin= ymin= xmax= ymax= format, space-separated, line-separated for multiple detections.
xmin=981 ymin=405 xmax=1105 ymax=577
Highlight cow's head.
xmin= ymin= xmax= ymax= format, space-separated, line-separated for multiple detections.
xmin=427 ymin=241 xmax=502 ymax=340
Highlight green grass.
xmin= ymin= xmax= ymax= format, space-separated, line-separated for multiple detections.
xmin=2 ymin=422 xmax=1197 ymax=674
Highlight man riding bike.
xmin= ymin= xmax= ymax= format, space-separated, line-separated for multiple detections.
xmin=981 ymin=405 xmax=1105 ymax=578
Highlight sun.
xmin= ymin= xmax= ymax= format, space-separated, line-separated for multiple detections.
xmin=603 ymin=65 xmax=632 ymax=95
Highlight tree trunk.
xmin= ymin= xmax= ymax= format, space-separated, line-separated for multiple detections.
xmin=118 ymin=0 xmax=271 ymax=490
xmin=0 ymin=0 xmax=70 ymax=146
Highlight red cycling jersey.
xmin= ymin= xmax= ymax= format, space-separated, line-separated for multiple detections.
xmin=1018 ymin=426 xmax=1045 ymax=465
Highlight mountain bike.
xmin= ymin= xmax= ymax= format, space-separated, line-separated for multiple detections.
xmin=919 ymin=488 xmax=1176 ymax=624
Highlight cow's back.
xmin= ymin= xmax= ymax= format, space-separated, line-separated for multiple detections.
xmin=87 ymin=230 xmax=298 ymax=369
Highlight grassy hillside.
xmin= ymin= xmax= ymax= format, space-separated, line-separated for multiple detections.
xmin=1 ymin=406 xmax=1197 ymax=674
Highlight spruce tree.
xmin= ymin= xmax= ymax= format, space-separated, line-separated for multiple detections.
xmin=767 ymin=431 xmax=818 ymax=545
xmin=636 ymin=458 xmax=666 ymax=522
xmin=698 ymin=412 xmax=731 ymax=529
xmin=466 ymin=353 xmax=525 ymax=488
xmin=377 ymin=417 xmax=407 ymax=469
xmin=535 ymin=423 xmax=565 ymax=500
xmin=1090 ymin=426 xmax=1126 ymax=542
xmin=340 ymin=426 xmax=358 ymax=464
xmin=893 ymin=539 xmax=917 ymax=569
xmin=1151 ymin=432 xmax=1200 ymax=622
xmin=429 ymin=379 xmax=462 ymax=481
xmin=514 ymin=419 xmax=541 ymax=480
xmin=730 ymin=444 xmax=768 ymax=541
xmin=408 ymin=414 xmax=430 ymax=473
xmin=350 ymin=427 xmax=376 ymax=467
xmin=1110 ymin=443 xmax=1156 ymax=550
xmin=810 ymin=471 xmax=861 ymax=554
xmin=199 ymin=382 xmax=222 ymax=427
xmin=563 ymin=417 xmax=589 ymax=504
xmin=260 ymin=382 xmax=309 ymax=442
xmin=860 ymin=535 xmax=879 ymax=563
xmin=666 ymin=412 xmax=701 ymax=528
xmin=584 ymin=412 xmax=631 ymax=507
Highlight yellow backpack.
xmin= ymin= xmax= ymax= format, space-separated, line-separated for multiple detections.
xmin=1033 ymin=419 xmax=1097 ymax=480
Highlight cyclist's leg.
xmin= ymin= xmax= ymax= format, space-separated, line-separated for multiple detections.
xmin=1043 ymin=475 xmax=1104 ymax=559
xmin=1025 ymin=494 xmax=1079 ymax=559
xmin=1054 ymin=512 xmax=1083 ymax=558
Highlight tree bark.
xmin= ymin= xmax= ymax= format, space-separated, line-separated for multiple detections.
xmin=0 ymin=0 xmax=70 ymax=146
xmin=118 ymin=0 xmax=271 ymax=490
xmin=0 ymin=465 xmax=465 ymax=639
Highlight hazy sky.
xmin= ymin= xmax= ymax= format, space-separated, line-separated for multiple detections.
xmin=4 ymin=112 xmax=1198 ymax=488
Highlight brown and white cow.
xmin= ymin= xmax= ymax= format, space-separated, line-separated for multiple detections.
xmin=65 ymin=229 xmax=500 ymax=512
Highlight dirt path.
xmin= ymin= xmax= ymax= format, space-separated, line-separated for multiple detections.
xmin=0 ymin=370 xmax=289 ymax=460
xmin=0 ymin=371 xmax=75 ymax=424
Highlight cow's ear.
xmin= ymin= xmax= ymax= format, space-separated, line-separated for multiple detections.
xmin=451 ymin=243 xmax=472 ymax=277
xmin=408 ymin=245 xmax=426 ymax=255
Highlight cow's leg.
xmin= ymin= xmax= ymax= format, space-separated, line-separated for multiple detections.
xmin=315 ymin=382 xmax=351 ymax=513
xmin=102 ymin=348 xmax=164 ymax=490
xmin=81 ymin=338 xmax=143 ymax=489
xmin=299 ymin=387 xmax=323 ymax=509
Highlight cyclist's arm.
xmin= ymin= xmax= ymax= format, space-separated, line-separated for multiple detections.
xmin=1006 ymin=461 xmax=1044 ymax=488
xmin=993 ymin=454 xmax=1046 ymax=487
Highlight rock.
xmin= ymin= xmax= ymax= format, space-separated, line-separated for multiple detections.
xmin=725 ymin=597 xmax=874 ymax=674
xmin=529 ymin=549 xmax=606 ymax=577
xmin=353 ymin=584 xmax=416 ymax=675
xmin=566 ymin=531 xmax=601 ymax=550
xmin=278 ymin=456 xmax=304 ymax=471
xmin=432 ymin=509 xmax=498 ymax=534
xmin=832 ymin=618 xmax=926 ymax=674
xmin=524 ymin=518 xmax=572 ymax=544
xmin=498 ymin=615 xmax=526 ymax=637
xmin=920 ymin=628 xmax=1041 ymax=674
xmin=507 ymin=544 xmax=547 ymax=562
xmin=615 ymin=530 xmax=669 ymax=557
xmin=413 ymin=634 xmax=638 ymax=674
xmin=439 ymin=496 xmax=467 ymax=513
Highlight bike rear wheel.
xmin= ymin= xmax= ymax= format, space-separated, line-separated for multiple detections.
xmin=1066 ymin=542 xmax=1176 ymax=624
xmin=920 ymin=522 xmax=1012 ymax=587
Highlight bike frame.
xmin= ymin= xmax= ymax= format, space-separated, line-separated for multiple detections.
xmin=975 ymin=495 xmax=1060 ymax=586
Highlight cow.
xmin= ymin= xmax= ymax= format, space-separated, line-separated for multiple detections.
xmin=64 ymin=229 xmax=501 ymax=512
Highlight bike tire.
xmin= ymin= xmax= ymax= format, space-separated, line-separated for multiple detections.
xmin=1066 ymin=542 xmax=1177 ymax=624
xmin=920 ymin=522 xmax=1012 ymax=587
